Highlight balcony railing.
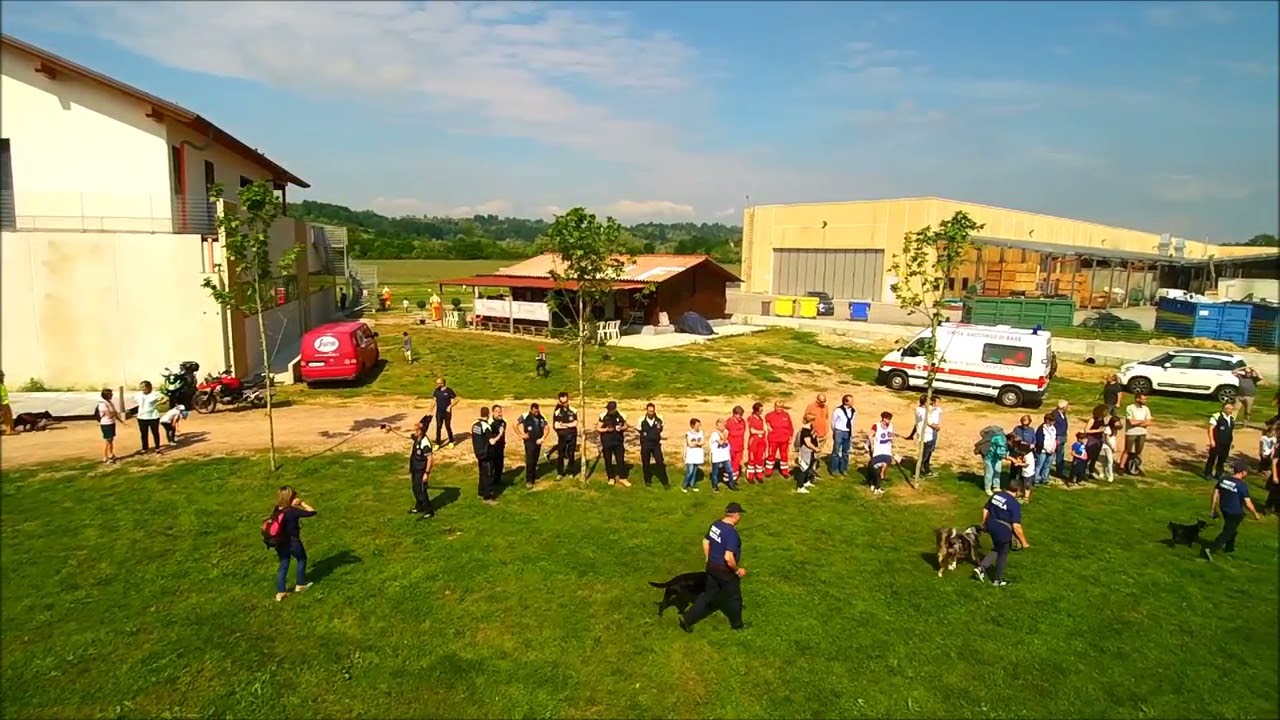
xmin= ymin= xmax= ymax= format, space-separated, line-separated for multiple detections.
xmin=0 ymin=190 xmax=228 ymax=234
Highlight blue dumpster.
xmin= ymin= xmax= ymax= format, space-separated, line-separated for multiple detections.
xmin=848 ymin=300 xmax=871 ymax=322
xmin=1154 ymin=298 xmax=1253 ymax=346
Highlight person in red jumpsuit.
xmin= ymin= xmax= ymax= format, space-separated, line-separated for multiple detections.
xmin=725 ymin=405 xmax=747 ymax=482
xmin=746 ymin=402 xmax=767 ymax=483
xmin=765 ymin=401 xmax=794 ymax=478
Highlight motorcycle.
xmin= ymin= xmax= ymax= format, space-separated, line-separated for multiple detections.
xmin=192 ymin=369 xmax=274 ymax=414
xmin=161 ymin=361 xmax=200 ymax=410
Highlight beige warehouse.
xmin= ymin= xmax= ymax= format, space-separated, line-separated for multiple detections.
xmin=740 ymin=197 xmax=1266 ymax=304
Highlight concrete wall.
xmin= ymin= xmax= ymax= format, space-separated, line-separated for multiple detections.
xmin=1 ymin=43 xmax=173 ymax=230
xmin=0 ymin=230 xmax=228 ymax=388
xmin=741 ymin=197 xmax=1270 ymax=303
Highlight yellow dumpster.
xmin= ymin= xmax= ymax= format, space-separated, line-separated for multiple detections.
xmin=797 ymin=296 xmax=819 ymax=319
xmin=773 ymin=297 xmax=795 ymax=316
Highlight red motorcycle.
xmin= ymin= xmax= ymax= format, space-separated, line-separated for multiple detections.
xmin=192 ymin=370 xmax=273 ymax=413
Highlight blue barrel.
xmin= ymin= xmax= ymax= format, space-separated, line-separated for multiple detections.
xmin=848 ymin=300 xmax=871 ymax=322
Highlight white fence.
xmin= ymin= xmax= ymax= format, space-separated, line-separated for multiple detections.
xmin=474 ymin=298 xmax=550 ymax=322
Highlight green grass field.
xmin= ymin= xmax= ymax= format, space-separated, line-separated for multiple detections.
xmin=2 ymin=453 xmax=1276 ymax=718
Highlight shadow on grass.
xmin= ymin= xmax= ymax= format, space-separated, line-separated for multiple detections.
xmin=308 ymin=549 xmax=363 ymax=583
xmin=429 ymin=486 xmax=461 ymax=511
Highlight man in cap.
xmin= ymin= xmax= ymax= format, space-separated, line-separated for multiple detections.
xmin=598 ymin=400 xmax=630 ymax=486
xmin=1203 ymin=462 xmax=1261 ymax=561
xmin=680 ymin=502 xmax=748 ymax=633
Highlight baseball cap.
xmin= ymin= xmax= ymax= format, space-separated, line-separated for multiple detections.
xmin=725 ymin=502 xmax=746 ymax=515
xmin=606 ymin=401 xmax=618 ymax=411
xmin=1231 ymin=461 xmax=1249 ymax=474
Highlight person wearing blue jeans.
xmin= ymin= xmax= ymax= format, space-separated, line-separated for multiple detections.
xmin=1034 ymin=412 xmax=1057 ymax=486
xmin=269 ymin=486 xmax=316 ymax=602
xmin=709 ymin=419 xmax=737 ymax=491
xmin=682 ymin=419 xmax=705 ymax=493
xmin=1051 ymin=400 xmax=1070 ymax=478
xmin=828 ymin=395 xmax=855 ymax=475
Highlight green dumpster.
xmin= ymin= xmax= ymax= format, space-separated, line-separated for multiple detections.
xmin=961 ymin=297 xmax=1076 ymax=328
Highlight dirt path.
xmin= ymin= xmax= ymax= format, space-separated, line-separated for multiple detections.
xmin=2 ymin=387 xmax=1264 ymax=476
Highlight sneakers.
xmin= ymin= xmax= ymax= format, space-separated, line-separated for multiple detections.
xmin=525 ymin=482 xmax=535 ymax=490
xmin=418 ymin=512 xmax=435 ymax=520
xmin=1202 ymin=548 xmax=1214 ymax=562
xmin=483 ymin=498 xmax=499 ymax=506
xmin=681 ymin=487 xmax=689 ymax=494
xmin=618 ymin=479 xmax=632 ymax=488
xmin=871 ymin=487 xmax=884 ymax=496
xmin=803 ymin=481 xmax=814 ymax=489
xmin=973 ymin=567 xmax=986 ymax=583
xmin=607 ymin=479 xmax=616 ymax=487
xmin=275 ymin=592 xmax=288 ymax=602
xmin=408 ymin=507 xmax=420 ymax=514
xmin=795 ymin=487 xmax=810 ymax=494
xmin=295 ymin=583 xmax=313 ymax=592
xmin=991 ymin=580 xmax=1009 ymax=587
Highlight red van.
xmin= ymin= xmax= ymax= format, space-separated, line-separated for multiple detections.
xmin=299 ymin=321 xmax=380 ymax=385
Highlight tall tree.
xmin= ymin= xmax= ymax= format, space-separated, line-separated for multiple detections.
xmin=201 ymin=181 xmax=299 ymax=472
xmin=888 ymin=210 xmax=985 ymax=488
xmin=540 ymin=207 xmax=648 ymax=482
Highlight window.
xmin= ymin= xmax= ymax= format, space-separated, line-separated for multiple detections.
xmin=239 ymin=175 xmax=253 ymax=188
xmin=960 ymin=277 xmax=970 ymax=290
xmin=981 ymin=343 xmax=1031 ymax=367
xmin=1166 ymin=355 xmax=1196 ymax=369
xmin=170 ymin=145 xmax=182 ymax=197
xmin=1 ymin=139 xmax=14 ymax=231
xmin=946 ymin=277 xmax=956 ymax=291
xmin=1193 ymin=356 xmax=1235 ymax=371
xmin=902 ymin=337 xmax=935 ymax=358
xmin=204 ymin=161 xmax=216 ymax=193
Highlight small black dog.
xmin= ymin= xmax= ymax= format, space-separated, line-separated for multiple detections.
xmin=649 ymin=572 xmax=706 ymax=616
xmin=12 ymin=411 xmax=53 ymax=432
xmin=1168 ymin=520 xmax=1208 ymax=546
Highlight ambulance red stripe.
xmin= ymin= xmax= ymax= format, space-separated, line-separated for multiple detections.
xmin=882 ymin=361 xmax=1048 ymax=389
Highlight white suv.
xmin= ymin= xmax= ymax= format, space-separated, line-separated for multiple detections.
xmin=1117 ymin=350 xmax=1246 ymax=403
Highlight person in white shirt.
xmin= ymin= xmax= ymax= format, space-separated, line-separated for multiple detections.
xmin=1100 ymin=415 xmax=1120 ymax=483
xmin=709 ymin=419 xmax=737 ymax=492
xmin=1119 ymin=394 xmax=1152 ymax=475
xmin=867 ymin=411 xmax=895 ymax=496
xmin=828 ymin=395 xmax=856 ymax=476
xmin=1034 ymin=412 xmax=1057 ymax=486
xmin=913 ymin=395 xmax=942 ymax=477
xmin=1013 ymin=443 xmax=1036 ymax=503
xmin=135 ymin=381 xmax=164 ymax=454
xmin=682 ymin=419 xmax=705 ymax=493
xmin=96 ymin=388 xmax=121 ymax=464
xmin=160 ymin=404 xmax=188 ymax=444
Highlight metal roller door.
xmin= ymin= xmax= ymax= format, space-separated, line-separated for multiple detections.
xmin=771 ymin=249 xmax=885 ymax=300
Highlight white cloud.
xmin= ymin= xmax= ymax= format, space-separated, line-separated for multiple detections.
xmin=369 ymin=197 xmax=512 ymax=217
xmin=713 ymin=208 xmax=738 ymax=219
xmin=536 ymin=205 xmax=564 ymax=219
xmin=836 ymin=41 xmax=923 ymax=80
xmin=601 ymin=200 xmax=696 ymax=221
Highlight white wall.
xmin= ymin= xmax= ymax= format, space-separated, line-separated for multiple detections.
xmin=1 ymin=230 xmax=228 ymax=388
xmin=0 ymin=44 xmax=173 ymax=230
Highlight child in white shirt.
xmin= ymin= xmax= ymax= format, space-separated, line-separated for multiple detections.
xmin=683 ymin=419 xmax=705 ymax=493
xmin=709 ymin=419 xmax=736 ymax=492
xmin=160 ymin=405 xmax=188 ymax=444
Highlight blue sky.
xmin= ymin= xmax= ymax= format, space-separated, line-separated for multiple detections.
xmin=3 ymin=1 xmax=1277 ymax=240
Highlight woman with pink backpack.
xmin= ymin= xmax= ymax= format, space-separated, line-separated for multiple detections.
xmin=263 ymin=486 xmax=316 ymax=602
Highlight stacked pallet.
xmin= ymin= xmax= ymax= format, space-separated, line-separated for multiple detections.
xmin=980 ymin=262 xmax=1039 ymax=296
xmin=1048 ymin=274 xmax=1093 ymax=307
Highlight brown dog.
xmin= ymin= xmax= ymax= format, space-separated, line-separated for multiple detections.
xmin=934 ymin=525 xmax=984 ymax=577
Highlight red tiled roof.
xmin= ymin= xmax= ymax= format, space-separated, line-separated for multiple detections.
xmin=436 ymin=275 xmax=646 ymax=291
xmin=492 ymin=253 xmax=740 ymax=283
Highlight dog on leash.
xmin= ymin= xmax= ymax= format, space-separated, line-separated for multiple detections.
xmin=649 ymin=572 xmax=707 ymax=616
xmin=1167 ymin=520 xmax=1208 ymax=546
xmin=934 ymin=525 xmax=984 ymax=577
xmin=12 ymin=411 xmax=53 ymax=432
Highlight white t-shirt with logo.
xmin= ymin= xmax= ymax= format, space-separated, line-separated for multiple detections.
xmin=684 ymin=430 xmax=705 ymax=465
xmin=710 ymin=430 xmax=731 ymax=464
xmin=1125 ymin=404 xmax=1151 ymax=436
xmin=870 ymin=423 xmax=894 ymax=457
xmin=136 ymin=391 xmax=162 ymax=421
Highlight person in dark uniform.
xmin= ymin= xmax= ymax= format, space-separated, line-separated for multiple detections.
xmin=598 ymin=400 xmax=630 ymax=487
xmin=974 ymin=487 xmax=1029 ymax=587
xmin=1203 ymin=462 xmax=1261 ymax=561
xmin=638 ymin=403 xmax=669 ymax=488
xmin=433 ymin=377 xmax=459 ymax=448
xmin=535 ymin=346 xmax=549 ymax=378
xmin=552 ymin=392 xmax=579 ymax=479
xmin=517 ymin=403 xmax=550 ymax=489
xmin=1204 ymin=402 xmax=1236 ymax=480
xmin=339 ymin=288 xmax=348 ymax=311
xmin=680 ymin=502 xmax=748 ymax=633
xmin=472 ymin=407 xmax=499 ymax=505
xmin=383 ymin=421 xmax=436 ymax=518
xmin=489 ymin=404 xmax=507 ymax=485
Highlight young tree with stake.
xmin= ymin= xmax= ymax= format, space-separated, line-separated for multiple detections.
xmin=540 ymin=207 xmax=651 ymax=482
xmin=201 ymin=181 xmax=300 ymax=472
xmin=889 ymin=210 xmax=984 ymax=487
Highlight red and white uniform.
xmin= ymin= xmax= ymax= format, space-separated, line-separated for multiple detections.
xmin=746 ymin=413 xmax=767 ymax=481
xmin=765 ymin=409 xmax=794 ymax=477
xmin=725 ymin=415 xmax=747 ymax=476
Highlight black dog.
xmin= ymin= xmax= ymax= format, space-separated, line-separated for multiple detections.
xmin=649 ymin=572 xmax=706 ymax=617
xmin=1168 ymin=520 xmax=1208 ymax=546
xmin=12 ymin=411 xmax=53 ymax=432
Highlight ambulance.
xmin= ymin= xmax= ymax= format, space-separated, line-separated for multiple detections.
xmin=876 ymin=323 xmax=1057 ymax=408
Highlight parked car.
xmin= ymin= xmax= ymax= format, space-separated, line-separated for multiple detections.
xmin=1116 ymin=349 xmax=1245 ymax=403
xmin=877 ymin=323 xmax=1055 ymax=408
xmin=299 ymin=321 xmax=380 ymax=385
xmin=805 ymin=290 xmax=835 ymax=317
